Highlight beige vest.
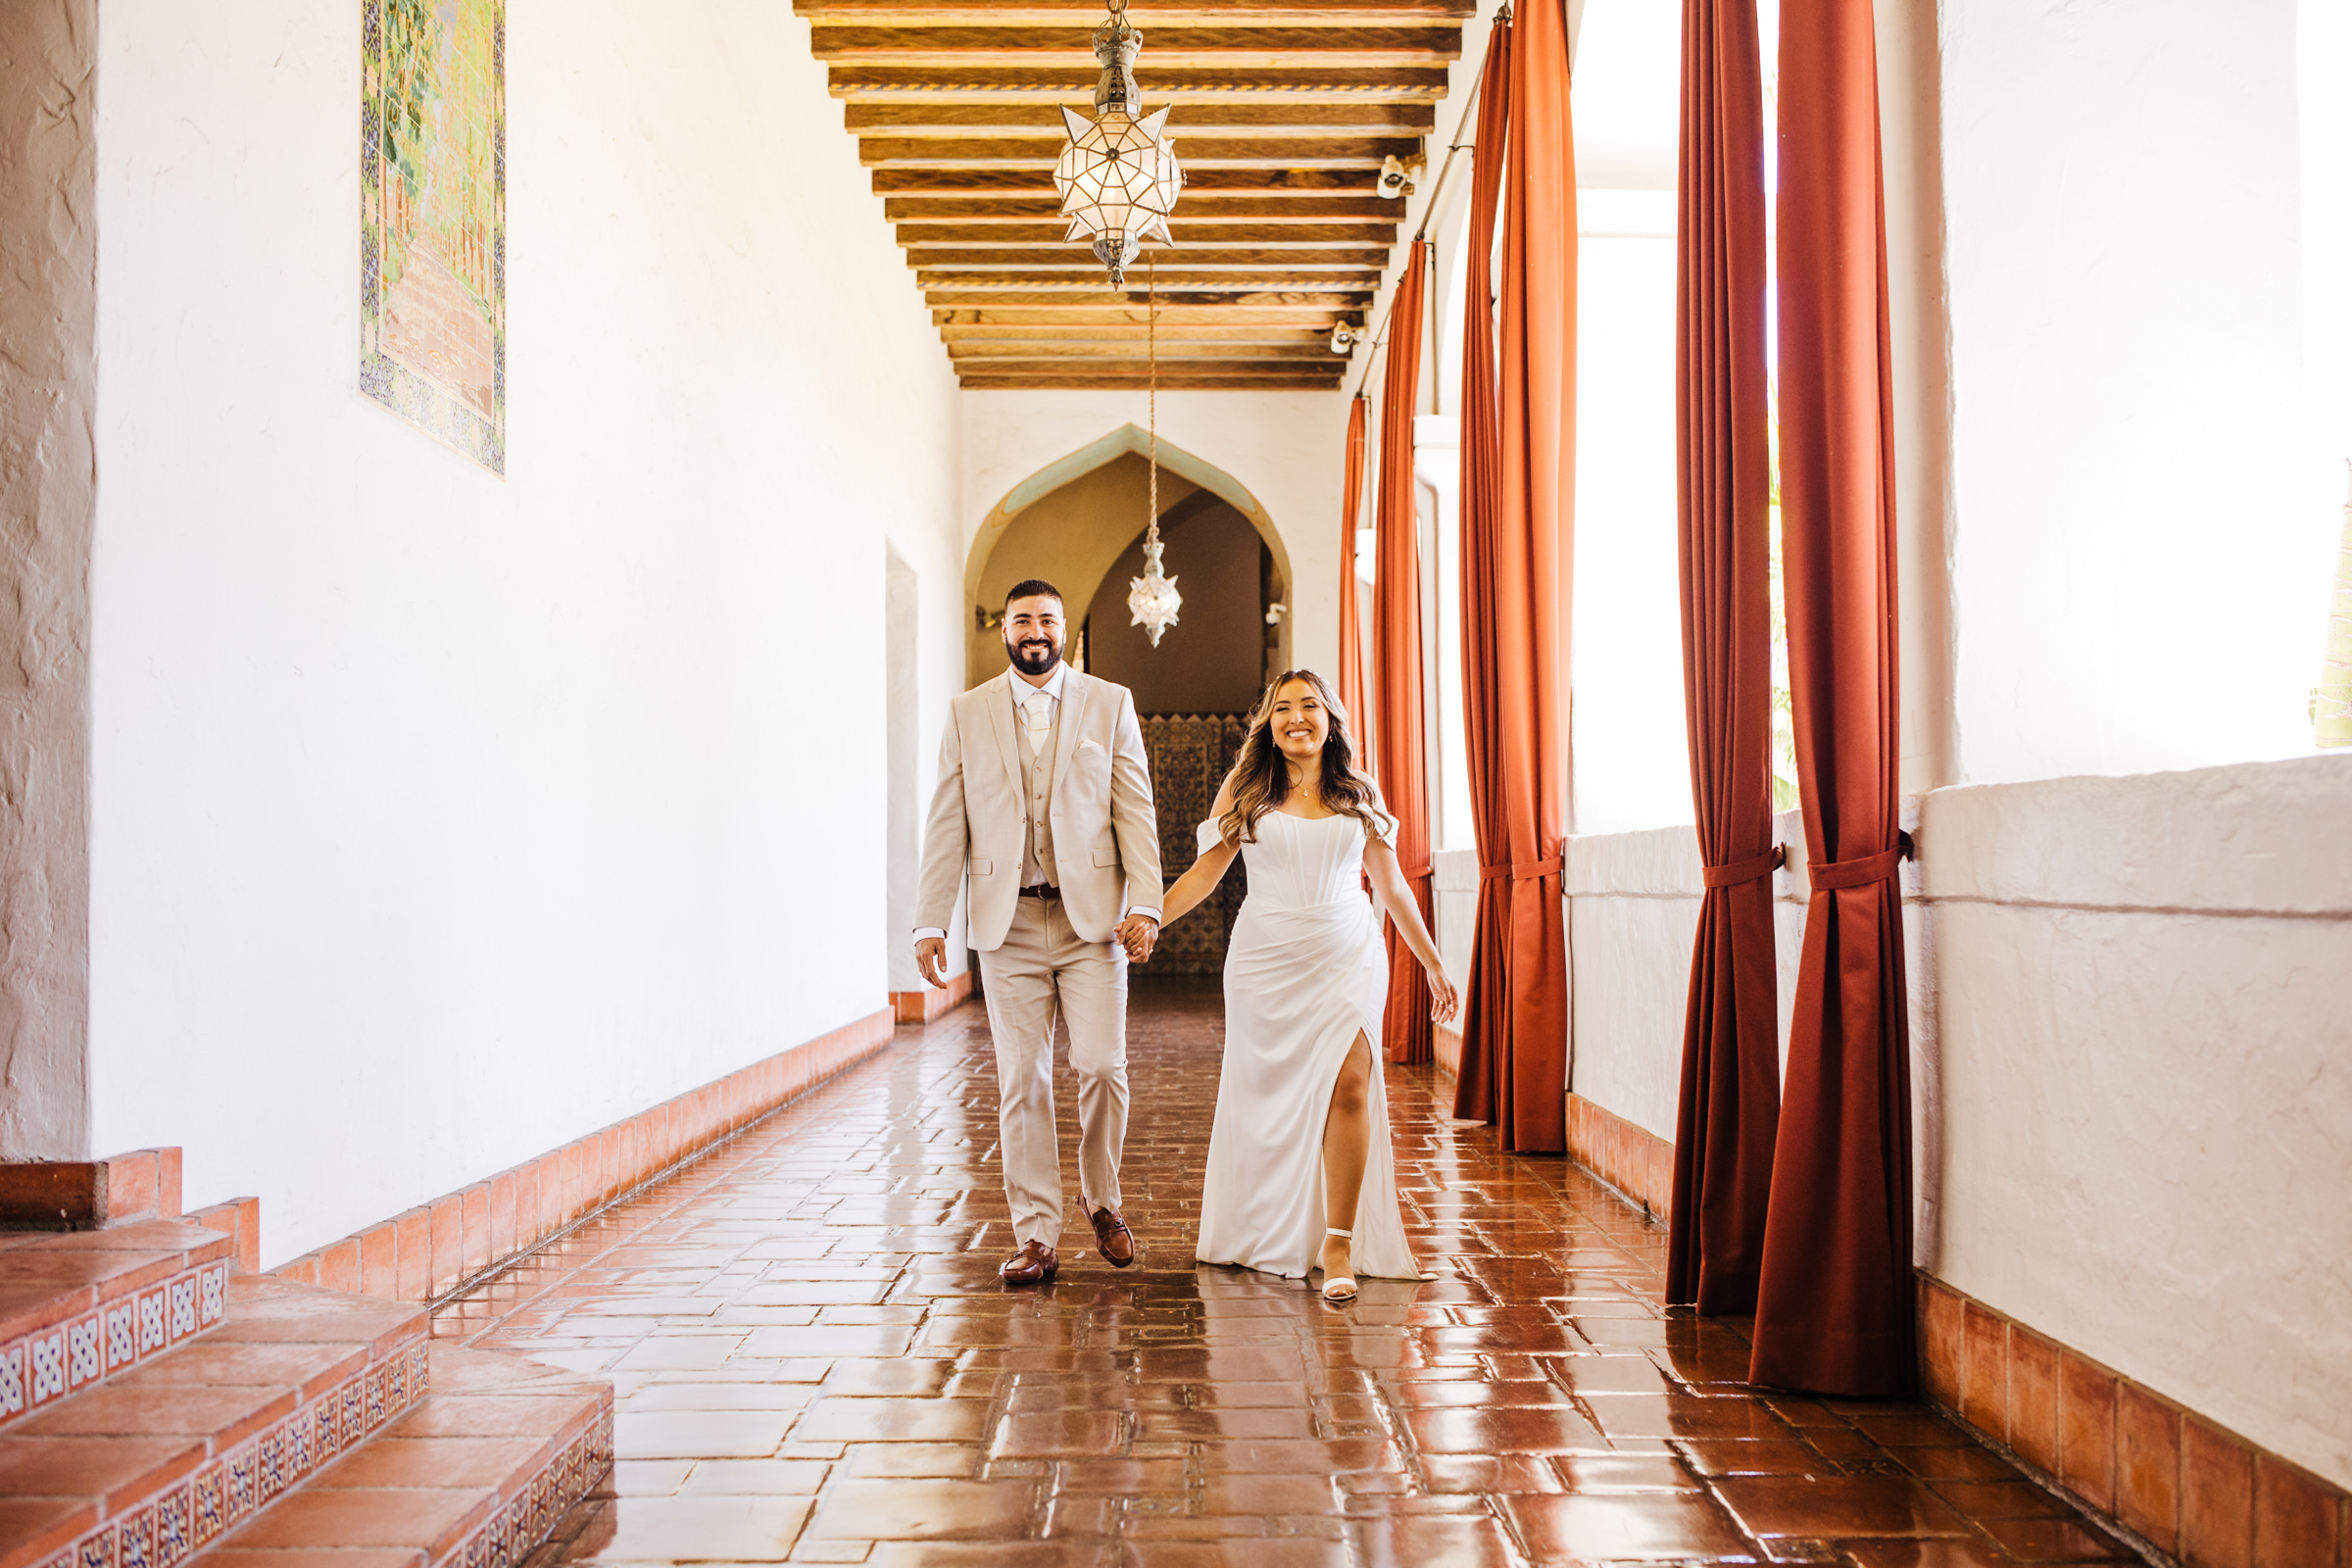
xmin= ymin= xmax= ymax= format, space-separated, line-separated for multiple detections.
xmin=1015 ymin=696 xmax=1060 ymax=887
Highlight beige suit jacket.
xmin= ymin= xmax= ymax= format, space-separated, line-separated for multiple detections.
xmin=915 ymin=668 xmax=1163 ymax=950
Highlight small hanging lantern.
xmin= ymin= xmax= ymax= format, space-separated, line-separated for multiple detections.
xmin=1129 ymin=536 xmax=1182 ymax=647
xmin=1126 ymin=258 xmax=1182 ymax=647
xmin=1054 ymin=0 xmax=1183 ymax=286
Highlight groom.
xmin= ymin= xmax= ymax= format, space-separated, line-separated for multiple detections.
xmin=913 ymin=579 xmax=1163 ymax=1285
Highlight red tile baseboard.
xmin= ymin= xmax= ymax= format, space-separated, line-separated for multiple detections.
xmin=189 ymin=1195 xmax=262 ymax=1274
xmin=1426 ymin=1054 xmax=1670 ymax=1223
xmin=892 ymin=968 xmax=974 ymax=1024
xmin=1918 ymin=1272 xmax=2348 ymax=1568
xmin=1432 ymin=1022 xmax=1463 ymax=1079
xmin=270 ymin=1007 xmax=896 ymax=1303
xmin=1564 ymin=1092 xmax=1676 ymax=1224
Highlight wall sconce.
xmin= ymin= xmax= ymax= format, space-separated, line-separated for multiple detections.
xmin=1329 ymin=322 xmax=1363 ymax=355
xmin=1264 ymin=602 xmax=1288 ymax=626
xmin=1377 ymin=154 xmax=1425 ymax=200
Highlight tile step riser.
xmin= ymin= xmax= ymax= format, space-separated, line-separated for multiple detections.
xmin=12 ymin=1332 xmax=430 ymax=1568
xmin=421 ymin=1411 xmax=612 ymax=1568
xmin=0 ymin=1257 xmax=232 ymax=1432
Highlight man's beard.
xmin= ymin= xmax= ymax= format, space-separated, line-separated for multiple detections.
xmin=1007 ymin=634 xmax=1061 ymax=676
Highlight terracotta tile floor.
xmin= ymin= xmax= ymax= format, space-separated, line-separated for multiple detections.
xmin=437 ymin=981 xmax=2144 ymax=1566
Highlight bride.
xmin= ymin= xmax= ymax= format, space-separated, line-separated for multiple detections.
xmin=1144 ymin=669 xmax=1457 ymax=1301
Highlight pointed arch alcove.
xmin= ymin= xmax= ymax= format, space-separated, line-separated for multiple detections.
xmin=962 ymin=423 xmax=1296 ymax=697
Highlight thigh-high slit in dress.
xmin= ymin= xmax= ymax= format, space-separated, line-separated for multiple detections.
xmin=1193 ymin=809 xmax=1421 ymax=1281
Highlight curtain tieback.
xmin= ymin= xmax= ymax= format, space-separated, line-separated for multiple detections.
xmin=1805 ymin=832 xmax=1915 ymax=891
xmin=1478 ymin=853 xmax=1563 ymax=882
xmin=1700 ymin=844 xmax=1785 ymax=889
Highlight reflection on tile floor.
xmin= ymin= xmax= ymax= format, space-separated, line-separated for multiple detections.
xmin=442 ymin=982 xmax=2143 ymax=1566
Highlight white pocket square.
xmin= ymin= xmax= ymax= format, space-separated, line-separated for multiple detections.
xmin=1079 ymin=739 xmax=1104 ymax=754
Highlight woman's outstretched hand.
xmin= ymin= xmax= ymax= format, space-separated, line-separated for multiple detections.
xmin=1425 ymin=963 xmax=1459 ymax=1026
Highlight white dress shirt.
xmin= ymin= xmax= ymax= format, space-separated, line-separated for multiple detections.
xmin=914 ymin=662 xmax=1158 ymax=944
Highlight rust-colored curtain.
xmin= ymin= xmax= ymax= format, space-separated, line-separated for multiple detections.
xmin=1337 ymin=395 xmax=1370 ymax=729
xmin=1452 ymin=17 xmax=1514 ymax=1129
xmin=1747 ymin=0 xmax=1914 ymax=1396
xmin=1371 ymin=241 xmax=1434 ymax=1067
xmin=1664 ymin=0 xmax=1780 ymax=1314
xmin=1451 ymin=0 xmax=1572 ymax=1152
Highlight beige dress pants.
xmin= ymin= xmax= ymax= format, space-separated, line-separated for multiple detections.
xmin=980 ymin=895 xmax=1128 ymax=1250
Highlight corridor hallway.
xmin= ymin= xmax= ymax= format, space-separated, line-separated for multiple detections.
xmin=436 ymin=986 xmax=2141 ymax=1566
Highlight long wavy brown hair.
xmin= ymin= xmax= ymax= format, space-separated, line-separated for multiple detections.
xmin=1217 ymin=668 xmax=1389 ymax=844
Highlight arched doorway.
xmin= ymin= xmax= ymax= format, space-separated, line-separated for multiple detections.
xmin=966 ymin=427 xmax=1298 ymax=971
xmin=963 ymin=423 xmax=1294 ymax=689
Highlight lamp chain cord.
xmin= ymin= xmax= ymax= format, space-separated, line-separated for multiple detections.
xmin=1148 ymin=253 xmax=1157 ymax=552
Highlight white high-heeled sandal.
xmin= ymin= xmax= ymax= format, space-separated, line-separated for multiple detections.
xmin=1320 ymin=1227 xmax=1358 ymax=1303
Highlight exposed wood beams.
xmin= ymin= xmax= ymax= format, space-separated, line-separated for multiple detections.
xmin=798 ymin=0 xmax=1469 ymax=388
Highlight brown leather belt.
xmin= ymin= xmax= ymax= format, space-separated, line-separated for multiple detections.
xmin=1017 ymin=885 xmax=1061 ymax=900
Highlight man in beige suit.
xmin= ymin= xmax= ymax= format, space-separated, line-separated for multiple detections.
xmin=914 ymin=579 xmax=1163 ymax=1285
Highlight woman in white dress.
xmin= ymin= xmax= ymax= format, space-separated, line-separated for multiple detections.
xmin=1144 ymin=669 xmax=1457 ymax=1302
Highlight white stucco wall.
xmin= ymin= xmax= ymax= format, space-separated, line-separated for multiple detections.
xmin=1563 ymin=827 xmax=1704 ymax=1139
xmin=0 ymin=0 xmax=97 ymax=1159
xmin=960 ymin=390 xmax=1349 ymax=690
xmin=1922 ymin=756 xmax=2352 ymax=1490
xmin=1941 ymin=0 xmax=2337 ymax=783
xmin=87 ymin=0 xmax=963 ymax=1261
xmin=1554 ymin=810 xmax=1821 ymax=1146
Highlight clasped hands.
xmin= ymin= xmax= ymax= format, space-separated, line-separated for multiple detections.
xmin=1114 ymin=914 xmax=1159 ymax=963
xmin=918 ymin=919 xmax=1159 ymax=983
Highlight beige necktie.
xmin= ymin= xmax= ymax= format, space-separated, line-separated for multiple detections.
xmin=1024 ymin=690 xmax=1054 ymax=757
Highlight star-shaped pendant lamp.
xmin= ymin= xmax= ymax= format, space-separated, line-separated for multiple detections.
xmin=1054 ymin=0 xmax=1183 ymax=287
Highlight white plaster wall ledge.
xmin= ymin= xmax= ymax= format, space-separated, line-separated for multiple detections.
xmin=1561 ymin=809 xmax=1816 ymax=902
xmin=1430 ymin=847 xmax=1481 ymax=894
xmin=1565 ymin=822 xmax=1705 ymax=899
xmin=1923 ymin=753 xmax=2352 ymax=1490
xmin=1917 ymin=754 xmax=2352 ymax=917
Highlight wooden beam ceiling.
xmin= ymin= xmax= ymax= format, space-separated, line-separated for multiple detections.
xmin=798 ymin=0 xmax=1471 ymax=389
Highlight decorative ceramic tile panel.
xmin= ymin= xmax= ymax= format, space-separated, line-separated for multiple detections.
xmin=34 ymin=1334 xmax=429 ymax=1568
xmin=0 ymin=1257 xmax=228 ymax=1432
xmin=443 ymin=1408 xmax=612 ymax=1568
xmin=67 ymin=1312 xmax=102 ymax=1388
xmin=29 ymin=1328 xmax=65 ymax=1404
xmin=105 ymin=1300 xmax=136 ymax=1371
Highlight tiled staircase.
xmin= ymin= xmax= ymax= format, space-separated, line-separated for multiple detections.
xmin=0 ymin=1188 xmax=611 ymax=1567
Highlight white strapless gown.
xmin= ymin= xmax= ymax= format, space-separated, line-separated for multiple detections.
xmin=1193 ymin=810 xmax=1421 ymax=1281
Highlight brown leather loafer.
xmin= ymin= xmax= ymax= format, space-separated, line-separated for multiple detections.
xmin=1000 ymin=1239 xmax=1059 ymax=1285
xmin=1090 ymin=1206 xmax=1136 ymax=1268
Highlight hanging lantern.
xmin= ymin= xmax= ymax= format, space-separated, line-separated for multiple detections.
xmin=1126 ymin=258 xmax=1182 ymax=647
xmin=1128 ymin=536 xmax=1182 ymax=647
xmin=1054 ymin=0 xmax=1182 ymax=286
